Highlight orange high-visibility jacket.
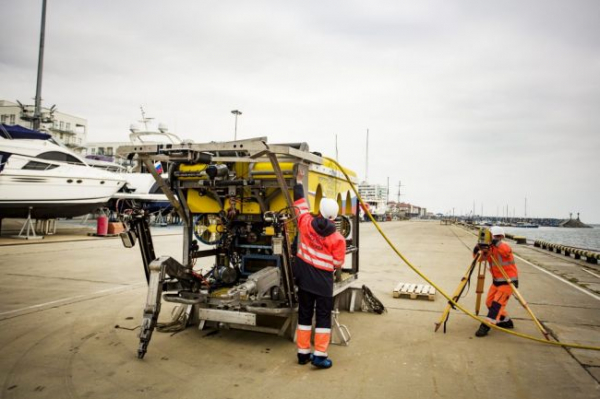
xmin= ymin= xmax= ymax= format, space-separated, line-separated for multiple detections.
xmin=482 ymin=241 xmax=518 ymax=283
xmin=294 ymin=197 xmax=346 ymax=272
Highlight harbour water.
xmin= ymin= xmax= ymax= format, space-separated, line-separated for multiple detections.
xmin=503 ymin=225 xmax=600 ymax=251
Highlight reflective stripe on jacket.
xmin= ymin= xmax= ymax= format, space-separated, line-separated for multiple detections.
xmin=483 ymin=241 xmax=518 ymax=283
xmin=294 ymin=197 xmax=346 ymax=272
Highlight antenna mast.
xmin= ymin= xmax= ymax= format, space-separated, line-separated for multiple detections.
xmin=365 ymin=129 xmax=369 ymax=182
xmin=139 ymin=106 xmax=154 ymax=130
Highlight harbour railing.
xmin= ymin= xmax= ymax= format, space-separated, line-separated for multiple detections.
xmin=534 ymin=240 xmax=600 ymax=264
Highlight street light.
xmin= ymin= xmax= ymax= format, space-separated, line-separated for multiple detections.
xmin=231 ymin=109 xmax=242 ymax=140
xmin=33 ymin=0 xmax=48 ymax=130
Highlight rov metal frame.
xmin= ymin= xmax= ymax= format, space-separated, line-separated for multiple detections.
xmin=117 ymin=137 xmax=361 ymax=358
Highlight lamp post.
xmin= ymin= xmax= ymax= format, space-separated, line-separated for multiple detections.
xmin=231 ymin=110 xmax=242 ymax=140
xmin=33 ymin=0 xmax=48 ymax=130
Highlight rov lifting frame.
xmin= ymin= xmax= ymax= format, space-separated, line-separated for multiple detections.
xmin=116 ymin=137 xmax=361 ymax=359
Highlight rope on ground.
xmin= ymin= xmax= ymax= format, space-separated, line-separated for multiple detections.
xmin=324 ymin=157 xmax=600 ymax=351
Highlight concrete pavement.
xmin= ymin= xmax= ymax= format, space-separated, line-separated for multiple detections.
xmin=0 ymin=220 xmax=598 ymax=399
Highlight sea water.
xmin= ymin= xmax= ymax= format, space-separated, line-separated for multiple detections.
xmin=502 ymin=225 xmax=600 ymax=251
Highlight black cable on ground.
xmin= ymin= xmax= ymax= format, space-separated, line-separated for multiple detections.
xmin=362 ymin=285 xmax=386 ymax=314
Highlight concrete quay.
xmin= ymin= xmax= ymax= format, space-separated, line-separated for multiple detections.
xmin=0 ymin=220 xmax=599 ymax=399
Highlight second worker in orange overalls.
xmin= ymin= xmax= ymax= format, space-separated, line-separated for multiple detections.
xmin=474 ymin=226 xmax=518 ymax=337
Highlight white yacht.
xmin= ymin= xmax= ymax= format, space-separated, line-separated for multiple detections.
xmin=0 ymin=124 xmax=126 ymax=219
xmin=129 ymin=123 xmax=183 ymax=147
xmin=86 ymin=123 xmax=185 ymax=214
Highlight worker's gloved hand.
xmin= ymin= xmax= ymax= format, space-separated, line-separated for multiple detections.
xmin=473 ymin=244 xmax=489 ymax=256
xmin=296 ymin=167 xmax=305 ymax=183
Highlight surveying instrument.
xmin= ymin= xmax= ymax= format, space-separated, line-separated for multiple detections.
xmin=434 ymin=227 xmax=550 ymax=340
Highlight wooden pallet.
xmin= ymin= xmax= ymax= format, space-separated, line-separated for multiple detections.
xmin=393 ymin=282 xmax=436 ymax=301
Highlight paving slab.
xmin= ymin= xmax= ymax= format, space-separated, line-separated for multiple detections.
xmin=546 ymin=323 xmax=600 ymax=366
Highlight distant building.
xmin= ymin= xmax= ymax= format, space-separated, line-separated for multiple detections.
xmin=358 ymin=182 xmax=388 ymax=201
xmin=0 ymin=99 xmax=87 ymax=152
xmin=85 ymin=141 xmax=129 ymax=164
xmin=357 ymin=182 xmax=389 ymax=221
xmin=387 ymin=201 xmax=428 ymax=218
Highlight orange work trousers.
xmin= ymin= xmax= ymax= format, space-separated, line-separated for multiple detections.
xmin=296 ymin=289 xmax=333 ymax=357
xmin=485 ymin=284 xmax=513 ymax=323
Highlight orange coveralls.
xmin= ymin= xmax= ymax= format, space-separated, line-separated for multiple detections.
xmin=480 ymin=241 xmax=519 ymax=324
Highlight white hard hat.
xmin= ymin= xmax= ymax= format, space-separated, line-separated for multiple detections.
xmin=490 ymin=226 xmax=505 ymax=237
xmin=319 ymin=198 xmax=339 ymax=220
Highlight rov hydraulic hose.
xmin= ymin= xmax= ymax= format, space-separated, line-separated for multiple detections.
xmin=324 ymin=157 xmax=600 ymax=351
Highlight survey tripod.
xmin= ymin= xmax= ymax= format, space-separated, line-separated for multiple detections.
xmin=434 ymin=228 xmax=550 ymax=340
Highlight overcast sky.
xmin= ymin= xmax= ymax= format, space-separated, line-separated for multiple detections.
xmin=1 ymin=0 xmax=599 ymax=222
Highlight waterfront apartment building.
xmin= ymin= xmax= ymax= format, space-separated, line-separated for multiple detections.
xmin=0 ymin=99 xmax=87 ymax=152
xmin=358 ymin=182 xmax=389 ymax=201
xmin=85 ymin=140 xmax=129 ymax=164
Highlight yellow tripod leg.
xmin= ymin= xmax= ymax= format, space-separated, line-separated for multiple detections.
xmin=434 ymin=253 xmax=480 ymax=332
xmin=489 ymin=256 xmax=550 ymax=340
xmin=475 ymin=261 xmax=486 ymax=315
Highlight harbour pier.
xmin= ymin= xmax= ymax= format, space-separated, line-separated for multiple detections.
xmin=0 ymin=220 xmax=599 ymax=398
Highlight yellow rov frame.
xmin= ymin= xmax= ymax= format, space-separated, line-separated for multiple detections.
xmin=179 ymin=153 xmax=358 ymax=217
xmin=117 ymin=137 xmax=361 ymax=358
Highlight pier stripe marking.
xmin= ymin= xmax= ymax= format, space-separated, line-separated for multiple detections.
xmin=513 ymin=254 xmax=600 ymax=302
xmin=0 ymin=282 xmax=145 ymax=318
xmin=582 ymin=268 xmax=600 ymax=279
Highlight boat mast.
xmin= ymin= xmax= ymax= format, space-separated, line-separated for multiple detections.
xmin=365 ymin=129 xmax=369 ymax=182
xmin=335 ymin=134 xmax=339 ymax=193
xmin=32 ymin=0 xmax=48 ymax=130
xmin=139 ymin=106 xmax=154 ymax=130
xmin=387 ymin=177 xmax=389 ymax=203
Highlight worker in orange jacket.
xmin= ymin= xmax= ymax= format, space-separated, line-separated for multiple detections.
xmin=293 ymin=168 xmax=346 ymax=369
xmin=473 ymin=226 xmax=518 ymax=337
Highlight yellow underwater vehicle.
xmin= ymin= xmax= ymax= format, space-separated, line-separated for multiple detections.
xmin=116 ymin=137 xmax=362 ymax=358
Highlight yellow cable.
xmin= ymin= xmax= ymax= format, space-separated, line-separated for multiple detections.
xmin=324 ymin=157 xmax=600 ymax=351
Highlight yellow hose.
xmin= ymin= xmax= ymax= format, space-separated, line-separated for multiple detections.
xmin=324 ymin=157 xmax=600 ymax=351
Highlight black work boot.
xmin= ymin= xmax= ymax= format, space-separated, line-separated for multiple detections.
xmin=297 ymin=353 xmax=313 ymax=365
xmin=311 ymin=355 xmax=333 ymax=369
xmin=497 ymin=318 xmax=514 ymax=329
xmin=475 ymin=323 xmax=491 ymax=337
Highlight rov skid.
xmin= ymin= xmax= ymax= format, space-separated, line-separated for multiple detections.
xmin=116 ymin=137 xmax=361 ymax=358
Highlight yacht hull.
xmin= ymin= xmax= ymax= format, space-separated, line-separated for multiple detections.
xmin=0 ymin=200 xmax=111 ymax=219
xmin=0 ymin=172 xmax=124 ymax=218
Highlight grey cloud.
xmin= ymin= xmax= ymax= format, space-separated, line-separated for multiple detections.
xmin=1 ymin=0 xmax=599 ymax=221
